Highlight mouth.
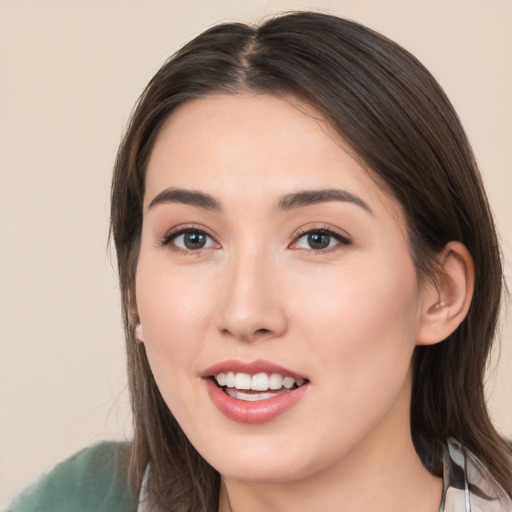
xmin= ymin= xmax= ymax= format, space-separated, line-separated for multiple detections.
xmin=211 ymin=371 xmax=308 ymax=402
xmin=202 ymin=360 xmax=310 ymax=423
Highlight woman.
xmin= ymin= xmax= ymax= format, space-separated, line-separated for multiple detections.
xmin=7 ymin=11 xmax=511 ymax=512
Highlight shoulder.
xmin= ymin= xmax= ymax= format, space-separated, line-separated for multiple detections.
xmin=5 ymin=441 xmax=137 ymax=512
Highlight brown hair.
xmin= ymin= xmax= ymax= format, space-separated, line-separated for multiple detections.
xmin=110 ymin=11 xmax=511 ymax=511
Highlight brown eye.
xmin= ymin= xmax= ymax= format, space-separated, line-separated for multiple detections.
xmin=163 ymin=229 xmax=217 ymax=252
xmin=292 ymin=228 xmax=351 ymax=252
xmin=182 ymin=231 xmax=208 ymax=249
xmin=307 ymin=232 xmax=331 ymax=250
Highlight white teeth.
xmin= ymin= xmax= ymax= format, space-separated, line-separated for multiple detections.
xmin=225 ymin=372 xmax=235 ymax=388
xmin=234 ymin=373 xmax=251 ymax=390
xmin=251 ymin=373 xmax=269 ymax=391
xmin=225 ymin=388 xmax=288 ymax=401
xmin=269 ymin=373 xmax=284 ymax=390
xmin=282 ymin=376 xmax=295 ymax=389
xmin=214 ymin=371 xmax=306 ymax=392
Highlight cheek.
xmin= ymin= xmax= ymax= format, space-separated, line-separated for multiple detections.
xmin=290 ymin=255 xmax=420 ymax=395
xmin=136 ymin=250 xmax=216 ymax=336
xmin=134 ymin=258 xmax=216 ymax=402
xmin=283 ymin=263 xmax=420 ymax=459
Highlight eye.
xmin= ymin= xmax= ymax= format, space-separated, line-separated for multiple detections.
xmin=161 ymin=228 xmax=218 ymax=252
xmin=291 ymin=228 xmax=350 ymax=252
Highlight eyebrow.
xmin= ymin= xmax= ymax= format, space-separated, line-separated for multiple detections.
xmin=148 ymin=188 xmax=221 ymax=211
xmin=147 ymin=187 xmax=372 ymax=214
xmin=276 ymin=189 xmax=372 ymax=214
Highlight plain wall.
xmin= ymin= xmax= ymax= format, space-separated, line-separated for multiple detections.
xmin=1 ymin=0 xmax=511 ymax=507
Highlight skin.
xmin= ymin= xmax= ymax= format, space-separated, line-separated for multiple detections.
xmin=135 ymin=94 xmax=472 ymax=512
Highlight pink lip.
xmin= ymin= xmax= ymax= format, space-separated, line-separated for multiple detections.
xmin=205 ymin=379 xmax=309 ymax=424
xmin=202 ymin=359 xmax=310 ymax=425
xmin=202 ymin=359 xmax=307 ymax=380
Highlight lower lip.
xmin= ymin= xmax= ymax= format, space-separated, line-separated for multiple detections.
xmin=205 ymin=378 xmax=309 ymax=425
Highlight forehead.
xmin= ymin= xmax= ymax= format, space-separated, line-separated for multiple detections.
xmin=144 ymin=93 xmax=402 ymax=221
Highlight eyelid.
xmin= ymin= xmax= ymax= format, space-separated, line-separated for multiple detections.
xmin=289 ymin=224 xmax=352 ymax=252
xmin=158 ymin=224 xmax=220 ymax=252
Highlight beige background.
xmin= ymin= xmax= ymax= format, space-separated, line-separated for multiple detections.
xmin=1 ymin=0 xmax=511 ymax=507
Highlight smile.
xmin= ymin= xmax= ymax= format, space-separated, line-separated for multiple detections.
xmin=213 ymin=372 xmax=307 ymax=402
xmin=203 ymin=361 xmax=310 ymax=424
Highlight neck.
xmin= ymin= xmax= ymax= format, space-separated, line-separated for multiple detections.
xmin=219 ymin=431 xmax=442 ymax=512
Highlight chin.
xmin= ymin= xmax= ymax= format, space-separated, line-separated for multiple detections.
xmin=185 ymin=431 xmax=308 ymax=482
xmin=215 ymin=459 xmax=311 ymax=484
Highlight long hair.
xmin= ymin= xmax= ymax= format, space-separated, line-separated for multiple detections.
xmin=110 ymin=11 xmax=511 ymax=511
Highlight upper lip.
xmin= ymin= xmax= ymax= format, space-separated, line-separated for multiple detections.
xmin=202 ymin=359 xmax=308 ymax=380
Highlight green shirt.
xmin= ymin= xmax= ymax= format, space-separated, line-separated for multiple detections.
xmin=5 ymin=442 xmax=136 ymax=512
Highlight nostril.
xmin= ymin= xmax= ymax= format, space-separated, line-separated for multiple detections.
xmin=220 ymin=327 xmax=273 ymax=341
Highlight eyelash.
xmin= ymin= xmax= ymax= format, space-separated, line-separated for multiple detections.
xmin=290 ymin=225 xmax=351 ymax=255
xmin=158 ymin=225 xmax=351 ymax=255
xmin=158 ymin=225 xmax=218 ymax=255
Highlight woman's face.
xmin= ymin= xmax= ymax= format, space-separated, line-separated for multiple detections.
xmin=136 ymin=94 xmax=429 ymax=482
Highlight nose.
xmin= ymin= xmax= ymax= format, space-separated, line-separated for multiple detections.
xmin=215 ymin=249 xmax=288 ymax=342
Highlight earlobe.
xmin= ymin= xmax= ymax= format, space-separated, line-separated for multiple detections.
xmin=135 ymin=323 xmax=145 ymax=342
xmin=128 ymin=289 xmax=144 ymax=342
xmin=417 ymin=241 xmax=474 ymax=346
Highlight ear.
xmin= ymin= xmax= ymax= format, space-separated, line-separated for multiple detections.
xmin=416 ymin=241 xmax=474 ymax=346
